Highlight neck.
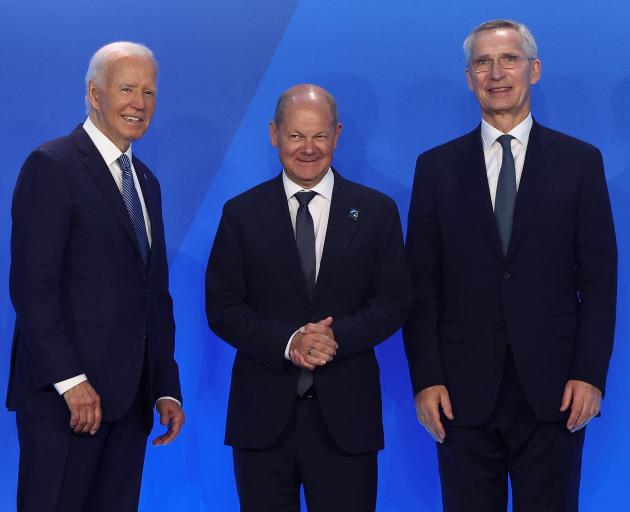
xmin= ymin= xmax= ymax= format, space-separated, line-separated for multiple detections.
xmin=482 ymin=110 xmax=530 ymax=134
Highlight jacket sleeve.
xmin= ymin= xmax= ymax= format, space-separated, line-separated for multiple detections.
xmin=403 ymin=153 xmax=445 ymax=397
xmin=569 ymin=148 xmax=617 ymax=393
xmin=9 ymin=149 xmax=83 ymax=387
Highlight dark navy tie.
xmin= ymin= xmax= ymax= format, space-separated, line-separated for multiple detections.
xmin=118 ymin=154 xmax=150 ymax=267
xmin=494 ymin=135 xmax=516 ymax=256
xmin=294 ymin=191 xmax=317 ymax=395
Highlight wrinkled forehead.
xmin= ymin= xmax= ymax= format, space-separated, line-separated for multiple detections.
xmin=104 ymin=54 xmax=157 ymax=81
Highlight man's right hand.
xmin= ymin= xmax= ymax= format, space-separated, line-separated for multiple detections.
xmin=289 ymin=316 xmax=337 ymax=370
xmin=414 ymin=385 xmax=454 ymax=443
xmin=63 ymin=380 xmax=102 ymax=435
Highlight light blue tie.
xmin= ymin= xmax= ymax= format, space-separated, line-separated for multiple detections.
xmin=118 ymin=154 xmax=150 ymax=267
xmin=494 ymin=135 xmax=516 ymax=256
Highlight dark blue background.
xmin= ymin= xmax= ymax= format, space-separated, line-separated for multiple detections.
xmin=1 ymin=1 xmax=627 ymax=510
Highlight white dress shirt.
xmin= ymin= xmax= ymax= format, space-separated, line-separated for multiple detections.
xmin=481 ymin=113 xmax=533 ymax=210
xmin=282 ymin=168 xmax=334 ymax=358
xmin=54 ymin=119 xmax=177 ymax=408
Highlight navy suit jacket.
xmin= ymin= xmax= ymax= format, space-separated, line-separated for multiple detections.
xmin=7 ymin=125 xmax=182 ymax=426
xmin=206 ymin=171 xmax=411 ymax=454
xmin=404 ymin=121 xmax=617 ymax=426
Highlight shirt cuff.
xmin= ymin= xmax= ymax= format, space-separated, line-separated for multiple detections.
xmin=155 ymin=396 xmax=182 ymax=409
xmin=53 ymin=374 xmax=88 ymax=395
xmin=285 ymin=328 xmax=303 ymax=359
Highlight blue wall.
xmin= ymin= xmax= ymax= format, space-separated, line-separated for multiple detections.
xmin=1 ymin=1 xmax=628 ymax=510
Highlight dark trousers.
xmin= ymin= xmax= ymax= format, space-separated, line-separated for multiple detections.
xmin=16 ymin=387 xmax=150 ymax=512
xmin=233 ymin=394 xmax=378 ymax=512
xmin=437 ymin=349 xmax=585 ymax=512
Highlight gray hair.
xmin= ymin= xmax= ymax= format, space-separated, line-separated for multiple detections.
xmin=84 ymin=41 xmax=157 ymax=113
xmin=273 ymin=85 xmax=339 ymax=127
xmin=463 ymin=19 xmax=538 ymax=64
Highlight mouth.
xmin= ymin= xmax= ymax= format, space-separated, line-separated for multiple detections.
xmin=488 ymin=86 xmax=512 ymax=94
xmin=122 ymin=115 xmax=143 ymax=123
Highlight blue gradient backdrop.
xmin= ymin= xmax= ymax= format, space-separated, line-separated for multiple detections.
xmin=1 ymin=1 xmax=628 ymax=510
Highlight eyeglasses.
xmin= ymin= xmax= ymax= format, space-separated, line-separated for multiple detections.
xmin=470 ymin=55 xmax=534 ymax=73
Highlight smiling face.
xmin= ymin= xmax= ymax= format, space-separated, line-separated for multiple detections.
xmin=269 ymin=92 xmax=342 ymax=189
xmin=466 ymin=28 xmax=541 ymax=132
xmin=87 ymin=55 xmax=157 ymax=152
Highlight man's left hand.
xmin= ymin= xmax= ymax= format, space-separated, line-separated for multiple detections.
xmin=560 ymin=379 xmax=602 ymax=433
xmin=152 ymin=399 xmax=185 ymax=446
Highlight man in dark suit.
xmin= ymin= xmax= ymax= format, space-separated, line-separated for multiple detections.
xmin=404 ymin=19 xmax=617 ymax=511
xmin=7 ymin=42 xmax=184 ymax=511
xmin=206 ymin=84 xmax=411 ymax=511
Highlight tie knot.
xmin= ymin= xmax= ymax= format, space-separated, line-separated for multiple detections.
xmin=118 ymin=153 xmax=132 ymax=173
xmin=496 ymin=134 xmax=514 ymax=151
xmin=295 ymin=191 xmax=317 ymax=207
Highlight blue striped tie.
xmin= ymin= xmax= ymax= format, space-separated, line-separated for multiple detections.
xmin=118 ymin=154 xmax=150 ymax=267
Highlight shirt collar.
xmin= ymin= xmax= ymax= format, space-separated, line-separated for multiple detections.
xmin=481 ymin=112 xmax=533 ymax=151
xmin=83 ymin=117 xmax=133 ymax=166
xmin=282 ymin=167 xmax=334 ymax=201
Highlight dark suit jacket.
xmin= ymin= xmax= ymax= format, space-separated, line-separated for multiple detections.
xmin=404 ymin=121 xmax=617 ymax=426
xmin=206 ymin=171 xmax=411 ymax=454
xmin=7 ymin=125 xmax=182 ymax=426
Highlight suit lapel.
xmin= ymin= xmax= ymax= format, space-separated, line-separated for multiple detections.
xmin=134 ymin=159 xmax=160 ymax=272
xmin=71 ymin=126 xmax=146 ymax=269
xmin=313 ymin=171 xmax=361 ymax=301
xmin=453 ymin=127 xmax=504 ymax=261
xmin=258 ymin=175 xmax=311 ymax=302
xmin=505 ymin=121 xmax=554 ymax=262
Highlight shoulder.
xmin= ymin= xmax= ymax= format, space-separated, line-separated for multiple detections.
xmin=223 ymin=175 xmax=281 ymax=212
xmin=533 ymin=123 xmax=601 ymax=158
xmin=334 ymin=173 xmax=399 ymax=222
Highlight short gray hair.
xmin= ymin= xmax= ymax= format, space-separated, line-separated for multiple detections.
xmin=84 ymin=41 xmax=157 ymax=113
xmin=273 ymin=85 xmax=339 ymax=127
xmin=463 ymin=19 xmax=538 ymax=64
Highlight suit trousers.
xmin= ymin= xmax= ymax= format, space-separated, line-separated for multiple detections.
xmin=16 ymin=382 xmax=150 ymax=512
xmin=233 ymin=394 xmax=378 ymax=512
xmin=437 ymin=348 xmax=585 ymax=512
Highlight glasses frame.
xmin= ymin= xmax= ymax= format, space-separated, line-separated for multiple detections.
xmin=469 ymin=55 xmax=535 ymax=73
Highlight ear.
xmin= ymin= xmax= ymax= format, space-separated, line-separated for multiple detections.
xmin=87 ymin=80 xmax=100 ymax=111
xmin=269 ymin=121 xmax=279 ymax=147
xmin=530 ymin=59 xmax=542 ymax=85
xmin=465 ymin=67 xmax=474 ymax=91
xmin=331 ymin=122 xmax=342 ymax=149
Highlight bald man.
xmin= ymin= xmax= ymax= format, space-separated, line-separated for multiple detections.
xmin=206 ymin=84 xmax=411 ymax=511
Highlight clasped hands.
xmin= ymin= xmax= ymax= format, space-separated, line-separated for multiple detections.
xmin=289 ymin=316 xmax=338 ymax=370
xmin=415 ymin=379 xmax=602 ymax=443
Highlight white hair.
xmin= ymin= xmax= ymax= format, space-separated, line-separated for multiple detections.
xmin=84 ymin=41 xmax=157 ymax=113
xmin=463 ymin=19 xmax=538 ymax=65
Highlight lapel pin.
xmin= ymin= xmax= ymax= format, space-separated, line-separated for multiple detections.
xmin=348 ymin=208 xmax=360 ymax=221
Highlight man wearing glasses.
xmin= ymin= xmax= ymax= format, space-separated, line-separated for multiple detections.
xmin=404 ymin=19 xmax=616 ymax=511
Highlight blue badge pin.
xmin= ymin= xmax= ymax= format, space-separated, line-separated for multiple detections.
xmin=348 ymin=208 xmax=360 ymax=221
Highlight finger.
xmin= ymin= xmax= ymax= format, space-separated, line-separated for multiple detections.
xmin=303 ymin=353 xmax=327 ymax=366
xmin=91 ymin=404 xmax=102 ymax=435
xmin=304 ymin=333 xmax=337 ymax=348
xmin=440 ymin=393 xmax=454 ymax=420
xmin=295 ymin=352 xmax=317 ymax=371
xmin=308 ymin=348 xmax=334 ymax=362
xmin=74 ymin=407 xmax=88 ymax=433
xmin=567 ymin=398 xmax=583 ymax=431
xmin=560 ymin=384 xmax=573 ymax=412
xmin=82 ymin=406 xmax=95 ymax=434
xmin=69 ymin=406 xmax=79 ymax=429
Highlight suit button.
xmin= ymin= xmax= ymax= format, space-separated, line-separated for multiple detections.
xmin=502 ymin=272 xmax=511 ymax=280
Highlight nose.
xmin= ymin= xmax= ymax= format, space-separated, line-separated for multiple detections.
xmin=301 ymin=138 xmax=315 ymax=153
xmin=130 ymin=91 xmax=146 ymax=111
xmin=489 ymin=60 xmax=505 ymax=80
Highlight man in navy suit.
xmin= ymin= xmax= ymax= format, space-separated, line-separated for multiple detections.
xmin=404 ymin=19 xmax=617 ymax=511
xmin=206 ymin=84 xmax=411 ymax=511
xmin=7 ymin=42 xmax=184 ymax=511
